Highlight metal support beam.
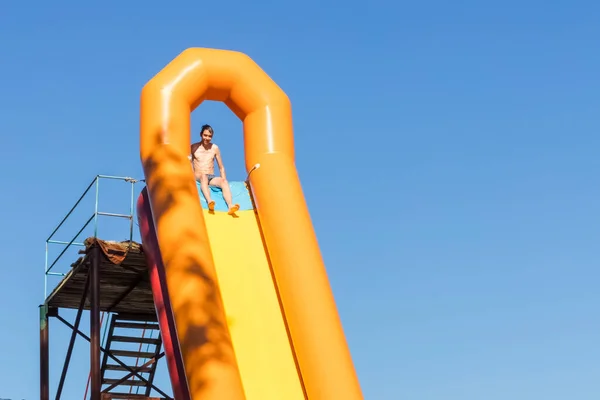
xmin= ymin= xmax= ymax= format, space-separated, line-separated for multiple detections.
xmin=90 ymin=245 xmax=101 ymax=399
xmin=40 ymin=304 xmax=49 ymax=400
xmin=55 ymin=272 xmax=90 ymax=400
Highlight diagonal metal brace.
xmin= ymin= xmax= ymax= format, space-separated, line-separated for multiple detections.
xmin=101 ymin=352 xmax=165 ymax=393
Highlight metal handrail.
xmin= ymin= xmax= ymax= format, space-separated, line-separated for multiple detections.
xmin=44 ymin=174 xmax=143 ymax=298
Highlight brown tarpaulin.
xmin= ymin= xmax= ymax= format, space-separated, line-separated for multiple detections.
xmin=84 ymin=237 xmax=141 ymax=265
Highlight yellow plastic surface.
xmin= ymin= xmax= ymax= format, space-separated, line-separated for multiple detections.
xmin=203 ymin=207 xmax=305 ymax=399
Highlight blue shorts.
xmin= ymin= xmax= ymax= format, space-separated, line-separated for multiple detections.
xmin=203 ymin=174 xmax=216 ymax=184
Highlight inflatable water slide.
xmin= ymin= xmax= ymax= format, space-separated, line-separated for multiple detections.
xmin=136 ymin=48 xmax=363 ymax=400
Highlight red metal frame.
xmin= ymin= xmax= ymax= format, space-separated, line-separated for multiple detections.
xmin=137 ymin=187 xmax=191 ymax=400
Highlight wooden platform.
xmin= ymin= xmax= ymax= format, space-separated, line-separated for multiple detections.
xmin=45 ymin=237 xmax=157 ymax=316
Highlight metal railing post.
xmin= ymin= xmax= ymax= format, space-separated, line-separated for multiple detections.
xmin=129 ymin=179 xmax=135 ymax=242
xmin=94 ymin=175 xmax=100 ymax=238
xmin=44 ymin=242 xmax=48 ymax=298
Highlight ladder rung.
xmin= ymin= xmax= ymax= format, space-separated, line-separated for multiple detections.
xmin=115 ymin=313 xmax=157 ymax=322
xmin=109 ymin=349 xmax=156 ymax=359
xmin=111 ymin=335 xmax=161 ymax=345
xmin=114 ymin=321 xmax=160 ymax=330
xmin=103 ymin=378 xmax=147 ymax=387
xmin=100 ymin=393 xmax=164 ymax=399
xmin=104 ymin=364 xmax=153 ymax=373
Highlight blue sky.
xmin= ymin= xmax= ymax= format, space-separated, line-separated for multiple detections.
xmin=1 ymin=0 xmax=599 ymax=398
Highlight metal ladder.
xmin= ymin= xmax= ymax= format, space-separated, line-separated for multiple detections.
xmin=99 ymin=312 xmax=166 ymax=399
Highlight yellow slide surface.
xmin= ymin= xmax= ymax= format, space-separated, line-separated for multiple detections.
xmin=203 ymin=202 xmax=305 ymax=399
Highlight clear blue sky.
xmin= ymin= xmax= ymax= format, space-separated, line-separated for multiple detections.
xmin=1 ymin=0 xmax=599 ymax=399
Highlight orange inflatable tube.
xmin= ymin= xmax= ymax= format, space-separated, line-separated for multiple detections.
xmin=140 ymin=48 xmax=363 ymax=399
